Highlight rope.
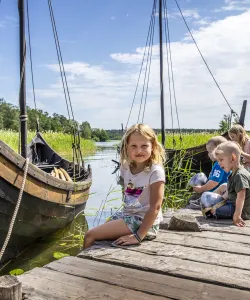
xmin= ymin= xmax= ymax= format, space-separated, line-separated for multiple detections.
xmin=125 ymin=0 xmax=157 ymax=128
xmin=141 ymin=3 xmax=156 ymax=122
xmin=163 ymin=0 xmax=175 ymax=147
xmin=48 ymin=0 xmax=83 ymax=171
xmin=139 ymin=1 xmax=156 ymax=123
xmin=26 ymin=0 xmax=37 ymax=111
xmin=0 ymin=158 xmax=29 ymax=262
xmin=164 ymin=0 xmax=182 ymax=147
xmin=174 ymin=0 xmax=238 ymax=118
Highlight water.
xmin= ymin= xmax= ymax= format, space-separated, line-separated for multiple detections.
xmin=0 ymin=141 xmax=122 ymax=275
xmin=85 ymin=141 xmax=122 ymax=227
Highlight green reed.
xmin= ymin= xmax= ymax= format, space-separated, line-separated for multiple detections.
xmin=163 ymin=149 xmax=194 ymax=210
xmin=0 ymin=130 xmax=95 ymax=156
xmin=160 ymin=132 xmax=218 ymax=149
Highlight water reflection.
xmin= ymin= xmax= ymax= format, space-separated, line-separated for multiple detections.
xmin=0 ymin=141 xmax=122 ymax=275
xmin=85 ymin=141 xmax=122 ymax=227
xmin=0 ymin=213 xmax=88 ymax=275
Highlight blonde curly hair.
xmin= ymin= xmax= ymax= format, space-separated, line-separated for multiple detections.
xmin=120 ymin=124 xmax=166 ymax=170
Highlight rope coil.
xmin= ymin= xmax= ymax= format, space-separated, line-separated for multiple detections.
xmin=0 ymin=158 xmax=29 ymax=262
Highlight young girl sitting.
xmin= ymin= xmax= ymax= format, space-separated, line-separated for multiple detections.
xmin=83 ymin=124 xmax=166 ymax=249
xmin=229 ymin=124 xmax=250 ymax=172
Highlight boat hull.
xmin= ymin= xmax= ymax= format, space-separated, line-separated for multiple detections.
xmin=166 ymin=143 xmax=212 ymax=176
xmin=0 ymin=139 xmax=91 ymax=265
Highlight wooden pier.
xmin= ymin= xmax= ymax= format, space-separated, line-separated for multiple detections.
xmin=3 ymin=209 xmax=250 ymax=299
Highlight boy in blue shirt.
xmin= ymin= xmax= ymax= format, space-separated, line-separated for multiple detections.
xmin=190 ymin=136 xmax=231 ymax=208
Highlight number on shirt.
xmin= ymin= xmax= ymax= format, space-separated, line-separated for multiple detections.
xmin=213 ymin=170 xmax=221 ymax=178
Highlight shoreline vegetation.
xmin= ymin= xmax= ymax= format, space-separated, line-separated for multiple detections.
xmin=0 ymin=130 xmax=96 ymax=156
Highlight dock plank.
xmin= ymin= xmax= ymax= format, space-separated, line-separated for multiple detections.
xmin=19 ymin=267 xmax=168 ymax=300
xmin=158 ymin=230 xmax=250 ymax=245
xmin=24 ymin=256 xmax=250 ymax=300
xmin=79 ymin=245 xmax=250 ymax=290
xmin=161 ymin=209 xmax=250 ymax=235
xmin=155 ymin=231 xmax=250 ymax=255
xmin=119 ymin=240 xmax=250 ymax=270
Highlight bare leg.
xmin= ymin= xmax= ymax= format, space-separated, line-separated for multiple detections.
xmin=83 ymin=219 xmax=131 ymax=249
xmin=213 ymin=183 xmax=227 ymax=195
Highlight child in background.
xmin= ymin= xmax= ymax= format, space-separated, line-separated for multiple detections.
xmin=229 ymin=124 xmax=250 ymax=172
xmin=83 ymin=124 xmax=166 ymax=249
xmin=201 ymin=141 xmax=250 ymax=226
xmin=189 ymin=136 xmax=230 ymax=208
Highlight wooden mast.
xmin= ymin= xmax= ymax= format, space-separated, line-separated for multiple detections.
xmin=159 ymin=0 xmax=165 ymax=146
xmin=18 ymin=0 xmax=27 ymax=158
xmin=239 ymin=100 xmax=247 ymax=127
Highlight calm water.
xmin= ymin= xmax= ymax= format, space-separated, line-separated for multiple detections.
xmin=0 ymin=141 xmax=122 ymax=275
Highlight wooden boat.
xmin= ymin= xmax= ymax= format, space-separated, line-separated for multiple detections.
xmin=165 ymin=100 xmax=247 ymax=176
xmin=0 ymin=0 xmax=92 ymax=265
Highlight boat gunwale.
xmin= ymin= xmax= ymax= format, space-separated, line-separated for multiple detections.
xmin=0 ymin=139 xmax=92 ymax=192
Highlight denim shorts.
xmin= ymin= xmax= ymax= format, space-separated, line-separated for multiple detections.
xmin=214 ymin=201 xmax=235 ymax=219
xmin=108 ymin=211 xmax=159 ymax=240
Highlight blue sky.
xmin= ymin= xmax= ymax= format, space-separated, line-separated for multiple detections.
xmin=1 ymin=0 xmax=250 ymax=129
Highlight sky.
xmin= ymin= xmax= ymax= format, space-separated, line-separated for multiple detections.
xmin=0 ymin=0 xmax=250 ymax=130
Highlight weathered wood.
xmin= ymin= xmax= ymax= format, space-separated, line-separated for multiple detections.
xmin=79 ymin=246 xmax=250 ymax=290
xmin=53 ymin=167 xmax=59 ymax=179
xmin=19 ymin=267 xmax=168 ymax=300
xmin=161 ymin=208 xmax=250 ymax=235
xmin=111 ymin=240 xmax=250 ymax=270
xmin=157 ymin=230 xmax=250 ymax=245
xmin=168 ymin=213 xmax=201 ymax=231
xmin=43 ymin=256 xmax=250 ymax=300
xmin=59 ymin=168 xmax=72 ymax=182
xmin=154 ymin=231 xmax=250 ymax=255
xmin=0 ymin=275 xmax=22 ymax=300
xmin=57 ymin=168 xmax=66 ymax=181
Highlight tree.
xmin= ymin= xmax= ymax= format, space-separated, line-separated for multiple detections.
xmin=219 ymin=114 xmax=230 ymax=133
xmin=80 ymin=121 xmax=91 ymax=139
xmin=219 ymin=113 xmax=240 ymax=133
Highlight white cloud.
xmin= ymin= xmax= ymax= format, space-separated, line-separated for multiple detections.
xmin=35 ymin=10 xmax=250 ymax=130
xmin=216 ymin=0 xmax=250 ymax=12
xmin=168 ymin=9 xmax=201 ymax=20
xmin=0 ymin=15 xmax=17 ymax=28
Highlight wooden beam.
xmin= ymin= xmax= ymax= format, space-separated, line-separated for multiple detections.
xmin=0 ymin=276 xmax=22 ymax=300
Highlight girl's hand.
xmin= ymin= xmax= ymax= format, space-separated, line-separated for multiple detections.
xmin=113 ymin=234 xmax=140 ymax=246
xmin=233 ymin=213 xmax=246 ymax=227
xmin=193 ymin=186 xmax=203 ymax=193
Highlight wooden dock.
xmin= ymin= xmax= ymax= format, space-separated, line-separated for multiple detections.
xmin=13 ymin=209 xmax=250 ymax=299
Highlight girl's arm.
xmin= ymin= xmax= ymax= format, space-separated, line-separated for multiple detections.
xmin=193 ymin=180 xmax=218 ymax=193
xmin=137 ymin=181 xmax=164 ymax=240
xmin=233 ymin=189 xmax=246 ymax=227
xmin=241 ymin=151 xmax=250 ymax=160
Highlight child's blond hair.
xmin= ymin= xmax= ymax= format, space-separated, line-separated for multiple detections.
xmin=120 ymin=124 xmax=166 ymax=169
xmin=206 ymin=136 xmax=227 ymax=147
xmin=229 ymin=124 xmax=249 ymax=149
xmin=215 ymin=141 xmax=241 ymax=161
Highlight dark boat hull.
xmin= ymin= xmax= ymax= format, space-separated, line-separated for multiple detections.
xmin=0 ymin=177 xmax=86 ymax=264
xmin=0 ymin=138 xmax=92 ymax=265
xmin=166 ymin=143 xmax=212 ymax=176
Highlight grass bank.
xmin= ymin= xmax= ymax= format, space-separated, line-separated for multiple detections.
xmin=0 ymin=130 xmax=96 ymax=156
xmin=164 ymin=132 xmax=219 ymax=148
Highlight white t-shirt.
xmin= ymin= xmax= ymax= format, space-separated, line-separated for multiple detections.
xmin=120 ymin=163 xmax=165 ymax=225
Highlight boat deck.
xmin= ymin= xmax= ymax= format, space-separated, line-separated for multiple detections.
xmin=18 ymin=209 xmax=250 ymax=299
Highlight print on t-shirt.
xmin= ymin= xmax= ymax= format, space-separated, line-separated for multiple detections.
xmin=124 ymin=180 xmax=144 ymax=208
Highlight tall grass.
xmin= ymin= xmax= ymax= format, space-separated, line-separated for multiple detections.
xmin=0 ymin=130 xmax=95 ymax=156
xmin=163 ymin=150 xmax=194 ymax=210
xmin=161 ymin=132 xmax=219 ymax=149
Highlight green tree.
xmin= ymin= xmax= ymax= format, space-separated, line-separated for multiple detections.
xmin=80 ymin=121 xmax=92 ymax=139
xmin=219 ymin=114 xmax=230 ymax=133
